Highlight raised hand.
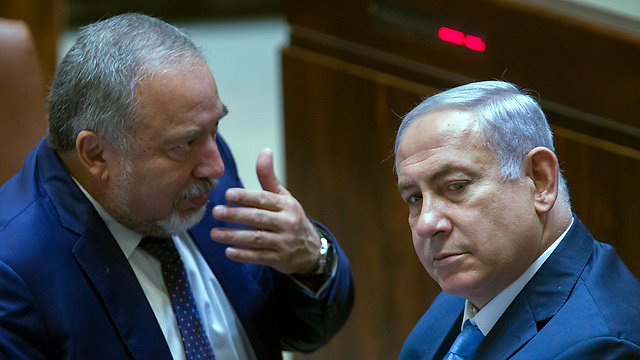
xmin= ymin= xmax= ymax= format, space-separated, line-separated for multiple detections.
xmin=210 ymin=148 xmax=321 ymax=275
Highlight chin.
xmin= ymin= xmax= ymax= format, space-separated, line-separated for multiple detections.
xmin=437 ymin=275 xmax=478 ymax=299
xmin=156 ymin=204 xmax=208 ymax=235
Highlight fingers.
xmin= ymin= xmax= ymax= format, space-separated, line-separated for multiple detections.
xmin=223 ymin=188 xmax=283 ymax=212
xmin=211 ymin=227 xmax=275 ymax=249
xmin=209 ymin=148 xmax=319 ymax=274
xmin=256 ymin=148 xmax=288 ymax=195
xmin=224 ymin=246 xmax=279 ymax=266
xmin=212 ymin=203 xmax=284 ymax=231
xmin=213 ymin=228 xmax=281 ymax=269
xmin=210 ymin=226 xmax=319 ymax=274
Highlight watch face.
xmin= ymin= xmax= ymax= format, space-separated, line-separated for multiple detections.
xmin=319 ymin=237 xmax=329 ymax=256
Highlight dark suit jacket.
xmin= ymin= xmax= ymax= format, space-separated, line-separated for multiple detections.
xmin=399 ymin=216 xmax=640 ymax=359
xmin=0 ymin=136 xmax=354 ymax=360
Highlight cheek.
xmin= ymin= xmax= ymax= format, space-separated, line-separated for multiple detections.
xmin=412 ymin=237 xmax=433 ymax=269
xmin=127 ymin=175 xmax=179 ymax=212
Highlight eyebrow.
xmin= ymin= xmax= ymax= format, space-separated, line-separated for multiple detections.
xmin=165 ymin=129 xmax=203 ymax=147
xmin=398 ymin=180 xmax=416 ymax=193
xmin=162 ymin=103 xmax=228 ymax=147
xmin=398 ymin=164 xmax=477 ymax=192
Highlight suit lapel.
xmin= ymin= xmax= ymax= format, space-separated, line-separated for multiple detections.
xmin=72 ymin=213 xmax=173 ymax=360
xmin=36 ymin=140 xmax=172 ymax=360
xmin=524 ymin=216 xmax=592 ymax=321
xmin=475 ymin=294 xmax=538 ymax=359
xmin=475 ymin=215 xmax=593 ymax=359
xmin=433 ymin=312 xmax=464 ymax=360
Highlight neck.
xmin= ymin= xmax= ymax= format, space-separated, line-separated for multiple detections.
xmin=59 ymin=152 xmax=108 ymax=205
xmin=540 ymin=199 xmax=573 ymax=253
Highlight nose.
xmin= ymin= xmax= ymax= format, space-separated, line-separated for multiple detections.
xmin=414 ymin=196 xmax=452 ymax=239
xmin=193 ymin=134 xmax=225 ymax=179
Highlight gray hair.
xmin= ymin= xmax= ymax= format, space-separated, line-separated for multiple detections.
xmin=394 ymin=80 xmax=569 ymax=203
xmin=48 ymin=13 xmax=206 ymax=153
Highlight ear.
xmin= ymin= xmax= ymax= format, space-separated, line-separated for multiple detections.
xmin=524 ymin=147 xmax=559 ymax=215
xmin=75 ymin=130 xmax=116 ymax=182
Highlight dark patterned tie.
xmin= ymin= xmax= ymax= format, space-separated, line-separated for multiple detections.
xmin=443 ymin=320 xmax=485 ymax=359
xmin=140 ymin=237 xmax=216 ymax=360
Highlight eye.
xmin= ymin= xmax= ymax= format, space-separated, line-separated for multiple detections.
xmin=404 ymin=193 xmax=422 ymax=205
xmin=175 ymin=140 xmax=194 ymax=152
xmin=445 ymin=182 xmax=467 ymax=192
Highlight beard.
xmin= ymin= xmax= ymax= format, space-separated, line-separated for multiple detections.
xmin=107 ymin=157 xmax=217 ymax=237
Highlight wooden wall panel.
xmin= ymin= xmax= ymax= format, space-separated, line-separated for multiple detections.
xmin=0 ymin=0 xmax=64 ymax=86
xmin=284 ymin=0 xmax=640 ymax=137
xmin=554 ymin=127 xmax=640 ymax=277
xmin=283 ymin=47 xmax=440 ymax=359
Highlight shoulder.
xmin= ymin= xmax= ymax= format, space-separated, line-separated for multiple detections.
xmin=545 ymin=216 xmax=640 ymax=342
xmin=555 ymin=336 xmax=640 ymax=359
xmin=525 ymin=236 xmax=640 ymax=354
xmin=399 ymin=292 xmax=463 ymax=359
xmin=578 ymin=239 xmax=640 ymax=342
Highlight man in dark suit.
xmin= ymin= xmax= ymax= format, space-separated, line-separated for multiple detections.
xmin=394 ymin=80 xmax=640 ymax=359
xmin=0 ymin=13 xmax=354 ymax=359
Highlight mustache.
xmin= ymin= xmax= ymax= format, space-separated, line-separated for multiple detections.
xmin=177 ymin=178 xmax=218 ymax=202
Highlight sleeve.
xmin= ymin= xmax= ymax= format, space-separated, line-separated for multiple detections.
xmin=0 ymin=261 xmax=50 ymax=360
xmin=272 ymin=222 xmax=355 ymax=353
xmin=213 ymin=134 xmax=356 ymax=352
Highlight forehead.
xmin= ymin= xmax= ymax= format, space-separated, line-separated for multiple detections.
xmin=398 ymin=109 xmax=480 ymax=159
xmin=396 ymin=109 xmax=497 ymax=180
xmin=138 ymin=59 xmax=220 ymax=111
xmin=134 ymin=59 xmax=223 ymax=134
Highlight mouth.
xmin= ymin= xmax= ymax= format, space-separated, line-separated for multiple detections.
xmin=433 ymin=252 xmax=465 ymax=265
xmin=187 ymin=193 xmax=210 ymax=208
xmin=176 ymin=178 xmax=217 ymax=210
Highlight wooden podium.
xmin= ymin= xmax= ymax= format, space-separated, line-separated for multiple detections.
xmin=281 ymin=1 xmax=640 ymax=358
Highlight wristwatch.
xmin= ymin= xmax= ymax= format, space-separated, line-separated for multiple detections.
xmin=294 ymin=227 xmax=334 ymax=279
xmin=315 ymin=234 xmax=331 ymax=275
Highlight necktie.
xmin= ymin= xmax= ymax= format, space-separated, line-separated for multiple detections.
xmin=140 ymin=237 xmax=216 ymax=360
xmin=443 ymin=320 xmax=485 ymax=360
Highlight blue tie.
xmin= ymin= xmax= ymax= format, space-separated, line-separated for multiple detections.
xmin=443 ymin=320 xmax=485 ymax=360
xmin=141 ymin=237 xmax=216 ymax=360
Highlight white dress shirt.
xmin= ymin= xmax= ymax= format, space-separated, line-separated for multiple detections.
xmin=463 ymin=217 xmax=575 ymax=335
xmin=77 ymin=184 xmax=256 ymax=360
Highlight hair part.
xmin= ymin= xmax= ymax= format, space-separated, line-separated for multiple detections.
xmin=48 ymin=13 xmax=206 ymax=153
xmin=394 ymin=80 xmax=570 ymax=204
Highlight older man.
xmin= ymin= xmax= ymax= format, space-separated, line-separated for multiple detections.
xmin=0 ymin=13 xmax=353 ymax=360
xmin=395 ymin=81 xmax=640 ymax=359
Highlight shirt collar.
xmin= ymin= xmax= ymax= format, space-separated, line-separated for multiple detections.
xmin=73 ymin=178 xmax=143 ymax=259
xmin=463 ymin=216 xmax=575 ymax=335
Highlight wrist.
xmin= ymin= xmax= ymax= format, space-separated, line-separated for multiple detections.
xmin=294 ymin=227 xmax=334 ymax=279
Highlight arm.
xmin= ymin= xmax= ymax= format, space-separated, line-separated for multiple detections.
xmin=272 ymin=222 xmax=354 ymax=352
xmin=210 ymin=148 xmax=336 ymax=278
xmin=209 ymin=147 xmax=355 ymax=351
xmin=0 ymin=261 xmax=49 ymax=360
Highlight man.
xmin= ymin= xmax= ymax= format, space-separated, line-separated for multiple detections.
xmin=0 ymin=13 xmax=354 ymax=360
xmin=395 ymin=81 xmax=640 ymax=359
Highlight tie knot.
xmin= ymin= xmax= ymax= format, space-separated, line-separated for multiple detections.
xmin=139 ymin=236 xmax=180 ymax=264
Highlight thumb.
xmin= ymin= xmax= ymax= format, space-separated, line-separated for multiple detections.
xmin=256 ymin=148 xmax=288 ymax=195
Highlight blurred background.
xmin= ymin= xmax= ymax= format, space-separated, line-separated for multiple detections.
xmin=2 ymin=0 xmax=640 ymax=359
xmin=58 ymin=18 xmax=290 ymax=192
xmin=2 ymin=0 xmax=290 ymax=191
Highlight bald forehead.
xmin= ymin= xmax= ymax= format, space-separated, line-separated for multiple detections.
xmin=397 ymin=109 xmax=480 ymax=161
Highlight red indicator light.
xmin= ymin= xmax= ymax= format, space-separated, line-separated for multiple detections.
xmin=464 ymin=35 xmax=486 ymax=52
xmin=438 ymin=27 xmax=465 ymax=46
xmin=438 ymin=27 xmax=486 ymax=52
